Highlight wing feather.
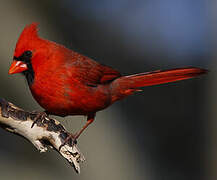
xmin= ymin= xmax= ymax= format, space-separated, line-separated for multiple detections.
xmin=65 ymin=52 xmax=121 ymax=85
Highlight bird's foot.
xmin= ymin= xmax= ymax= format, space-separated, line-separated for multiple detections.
xmin=59 ymin=133 xmax=77 ymax=151
xmin=31 ymin=111 xmax=48 ymax=128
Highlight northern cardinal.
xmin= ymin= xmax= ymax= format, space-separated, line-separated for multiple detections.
xmin=9 ymin=23 xmax=207 ymax=144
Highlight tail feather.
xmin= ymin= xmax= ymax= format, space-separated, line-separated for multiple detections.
xmin=111 ymin=67 xmax=207 ymax=102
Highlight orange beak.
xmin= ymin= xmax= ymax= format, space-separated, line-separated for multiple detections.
xmin=8 ymin=61 xmax=28 ymax=74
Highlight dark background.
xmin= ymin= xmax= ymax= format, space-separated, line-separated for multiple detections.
xmin=0 ymin=0 xmax=213 ymax=180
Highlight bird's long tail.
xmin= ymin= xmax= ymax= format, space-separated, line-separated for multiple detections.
xmin=110 ymin=67 xmax=207 ymax=102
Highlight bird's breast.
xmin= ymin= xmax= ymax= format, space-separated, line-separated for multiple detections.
xmin=30 ymin=77 xmax=111 ymax=116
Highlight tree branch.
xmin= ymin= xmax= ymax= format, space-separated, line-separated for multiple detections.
xmin=0 ymin=98 xmax=85 ymax=173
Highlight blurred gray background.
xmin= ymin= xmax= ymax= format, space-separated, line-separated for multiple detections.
xmin=0 ymin=0 xmax=213 ymax=180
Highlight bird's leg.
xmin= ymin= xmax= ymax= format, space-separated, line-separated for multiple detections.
xmin=31 ymin=111 xmax=49 ymax=128
xmin=74 ymin=113 xmax=95 ymax=140
xmin=58 ymin=133 xmax=76 ymax=151
xmin=58 ymin=113 xmax=95 ymax=150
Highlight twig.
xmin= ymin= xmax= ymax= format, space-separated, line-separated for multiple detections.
xmin=0 ymin=98 xmax=85 ymax=173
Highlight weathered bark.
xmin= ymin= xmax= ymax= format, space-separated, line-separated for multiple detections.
xmin=0 ymin=98 xmax=85 ymax=173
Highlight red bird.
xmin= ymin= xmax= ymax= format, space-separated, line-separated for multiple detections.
xmin=9 ymin=23 xmax=206 ymax=144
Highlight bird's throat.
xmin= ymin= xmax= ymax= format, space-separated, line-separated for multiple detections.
xmin=22 ymin=63 xmax=35 ymax=85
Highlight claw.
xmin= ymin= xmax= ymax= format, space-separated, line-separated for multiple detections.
xmin=31 ymin=111 xmax=48 ymax=128
xmin=59 ymin=134 xmax=77 ymax=151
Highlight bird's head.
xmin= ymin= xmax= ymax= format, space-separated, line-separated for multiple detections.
xmin=8 ymin=23 xmax=51 ymax=85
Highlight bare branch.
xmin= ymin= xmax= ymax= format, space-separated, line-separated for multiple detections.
xmin=0 ymin=98 xmax=85 ymax=173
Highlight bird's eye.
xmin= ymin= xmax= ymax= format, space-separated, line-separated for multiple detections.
xmin=19 ymin=50 xmax=32 ymax=62
xmin=23 ymin=50 xmax=32 ymax=57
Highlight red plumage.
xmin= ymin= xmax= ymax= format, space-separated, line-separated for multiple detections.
xmin=9 ymin=23 xmax=207 ymax=141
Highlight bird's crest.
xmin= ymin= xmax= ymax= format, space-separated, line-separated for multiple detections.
xmin=14 ymin=23 xmax=41 ymax=57
xmin=20 ymin=22 xmax=39 ymax=40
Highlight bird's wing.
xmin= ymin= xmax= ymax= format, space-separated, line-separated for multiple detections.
xmin=96 ymin=64 xmax=121 ymax=84
xmin=77 ymin=63 xmax=121 ymax=86
xmin=65 ymin=52 xmax=121 ymax=85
